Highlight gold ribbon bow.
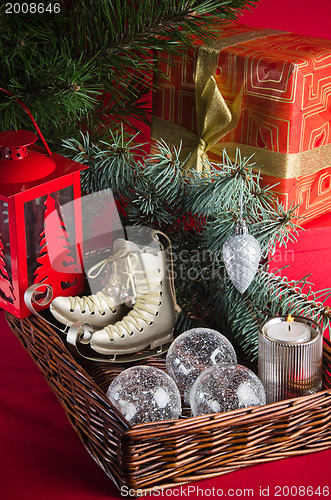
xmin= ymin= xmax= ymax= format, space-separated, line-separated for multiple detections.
xmin=152 ymin=28 xmax=331 ymax=178
xmin=152 ymin=29 xmax=283 ymax=173
xmin=151 ymin=77 xmax=242 ymax=173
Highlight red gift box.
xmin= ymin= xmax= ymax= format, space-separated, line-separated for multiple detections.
xmin=151 ymin=23 xmax=331 ymax=223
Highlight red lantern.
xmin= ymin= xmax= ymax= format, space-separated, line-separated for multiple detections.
xmin=0 ymin=89 xmax=86 ymax=318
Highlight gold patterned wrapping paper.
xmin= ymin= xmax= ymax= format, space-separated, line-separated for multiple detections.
xmin=151 ymin=23 xmax=331 ymax=222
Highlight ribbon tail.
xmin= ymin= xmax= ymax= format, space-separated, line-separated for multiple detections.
xmin=205 ymin=83 xmax=244 ymax=151
xmin=198 ymin=76 xmax=243 ymax=158
xmin=182 ymin=150 xmax=198 ymax=173
xmin=200 ymin=76 xmax=232 ymax=149
xmin=196 ymin=148 xmax=210 ymax=173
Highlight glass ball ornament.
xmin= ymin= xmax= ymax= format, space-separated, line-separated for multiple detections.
xmin=166 ymin=328 xmax=237 ymax=403
xmin=190 ymin=363 xmax=266 ymax=417
xmin=106 ymin=365 xmax=182 ymax=425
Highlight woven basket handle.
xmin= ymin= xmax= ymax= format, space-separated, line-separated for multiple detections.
xmin=0 ymin=87 xmax=52 ymax=156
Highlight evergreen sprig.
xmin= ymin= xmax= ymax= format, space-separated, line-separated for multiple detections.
xmin=186 ymin=151 xmax=301 ymax=258
xmin=0 ymin=0 xmax=258 ymax=144
xmin=61 ymin=127 xmax=146 ymax=194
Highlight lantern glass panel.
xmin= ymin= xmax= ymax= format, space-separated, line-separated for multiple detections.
xmin=24 ymin=186 xmax=79 ymax=289
xmin=0 ymin=199 xmax=15 ymax=304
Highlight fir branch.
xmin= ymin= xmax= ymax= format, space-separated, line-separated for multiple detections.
xmin=144 ymin=140 xmax=187 ymax=204
xmin=0 ymin=0 xmax=259 ymax=141
xmin=61 ymin=128 xmax=146 ymax=194
xmin=253 ymin=201 xmax=301 ymax=256
xmin=186 ymin=151 xmax=263 ymax=217
xmin=71 ymin=0 xmax=259 ymax=57
xmin=174 ymin=253 xmax=331 ymax=366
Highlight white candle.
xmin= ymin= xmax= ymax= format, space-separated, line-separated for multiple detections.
xmin=259 ymin=316 xmax=322 ymax=403
xmin=266 ymin=316 xmax=311 ymax=344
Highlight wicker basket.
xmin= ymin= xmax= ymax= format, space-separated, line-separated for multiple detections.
xmin=5 ymin=312 xmax=331 ymax=492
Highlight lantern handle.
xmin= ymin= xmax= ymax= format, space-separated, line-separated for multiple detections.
xmin=0 ymin=87 xmax=52 ymax=156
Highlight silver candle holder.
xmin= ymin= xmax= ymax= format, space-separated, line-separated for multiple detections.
xmin=258 ymin=316 xmax=323 ymax=404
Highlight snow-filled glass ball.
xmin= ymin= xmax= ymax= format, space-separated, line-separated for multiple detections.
xmin=166 ymin=328 xmax=237 ymax=403
xmin=106 ymin=365 xmax=182 ymax=425
xmin=190 ymin=363 xmax=266 ymax=417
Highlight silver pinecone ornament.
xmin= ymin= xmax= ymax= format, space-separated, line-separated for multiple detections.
xmin=223 ymin=221 xmax=261 ymax=293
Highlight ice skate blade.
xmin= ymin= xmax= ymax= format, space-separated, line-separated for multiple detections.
xmin=70 ymin=338 xmax=173 ymax=363
xmin=88 ymin=330 xmax=174 ymax=357
xmin=66 ymin=320 xmax=174 ymax=362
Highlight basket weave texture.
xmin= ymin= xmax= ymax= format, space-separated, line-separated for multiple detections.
xmin=5 ymin=312 xmax=331 ymax=492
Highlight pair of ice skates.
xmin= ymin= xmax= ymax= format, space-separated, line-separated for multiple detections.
xmin=50 ymin=233 xmax=178 ymax=360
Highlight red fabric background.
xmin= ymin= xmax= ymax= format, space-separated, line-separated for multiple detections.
xmin=1 ymin=1 xmax=331 ymax=499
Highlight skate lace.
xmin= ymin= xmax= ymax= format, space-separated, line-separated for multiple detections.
xmin=104 ymin=291 xmax=161 ymax=340
xmin=87 ymin=247 xmax=137 ymax=282
xmin=69 ymin=291 xmax=118 ymax=316
xmin=69 ymin=248 xmax=139 ymax=315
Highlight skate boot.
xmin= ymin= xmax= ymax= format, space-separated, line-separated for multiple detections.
xmin=49 ymin=239 xmax=140 ymax=329
xmin=89 ymin=234 xmax=179 ymax=358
